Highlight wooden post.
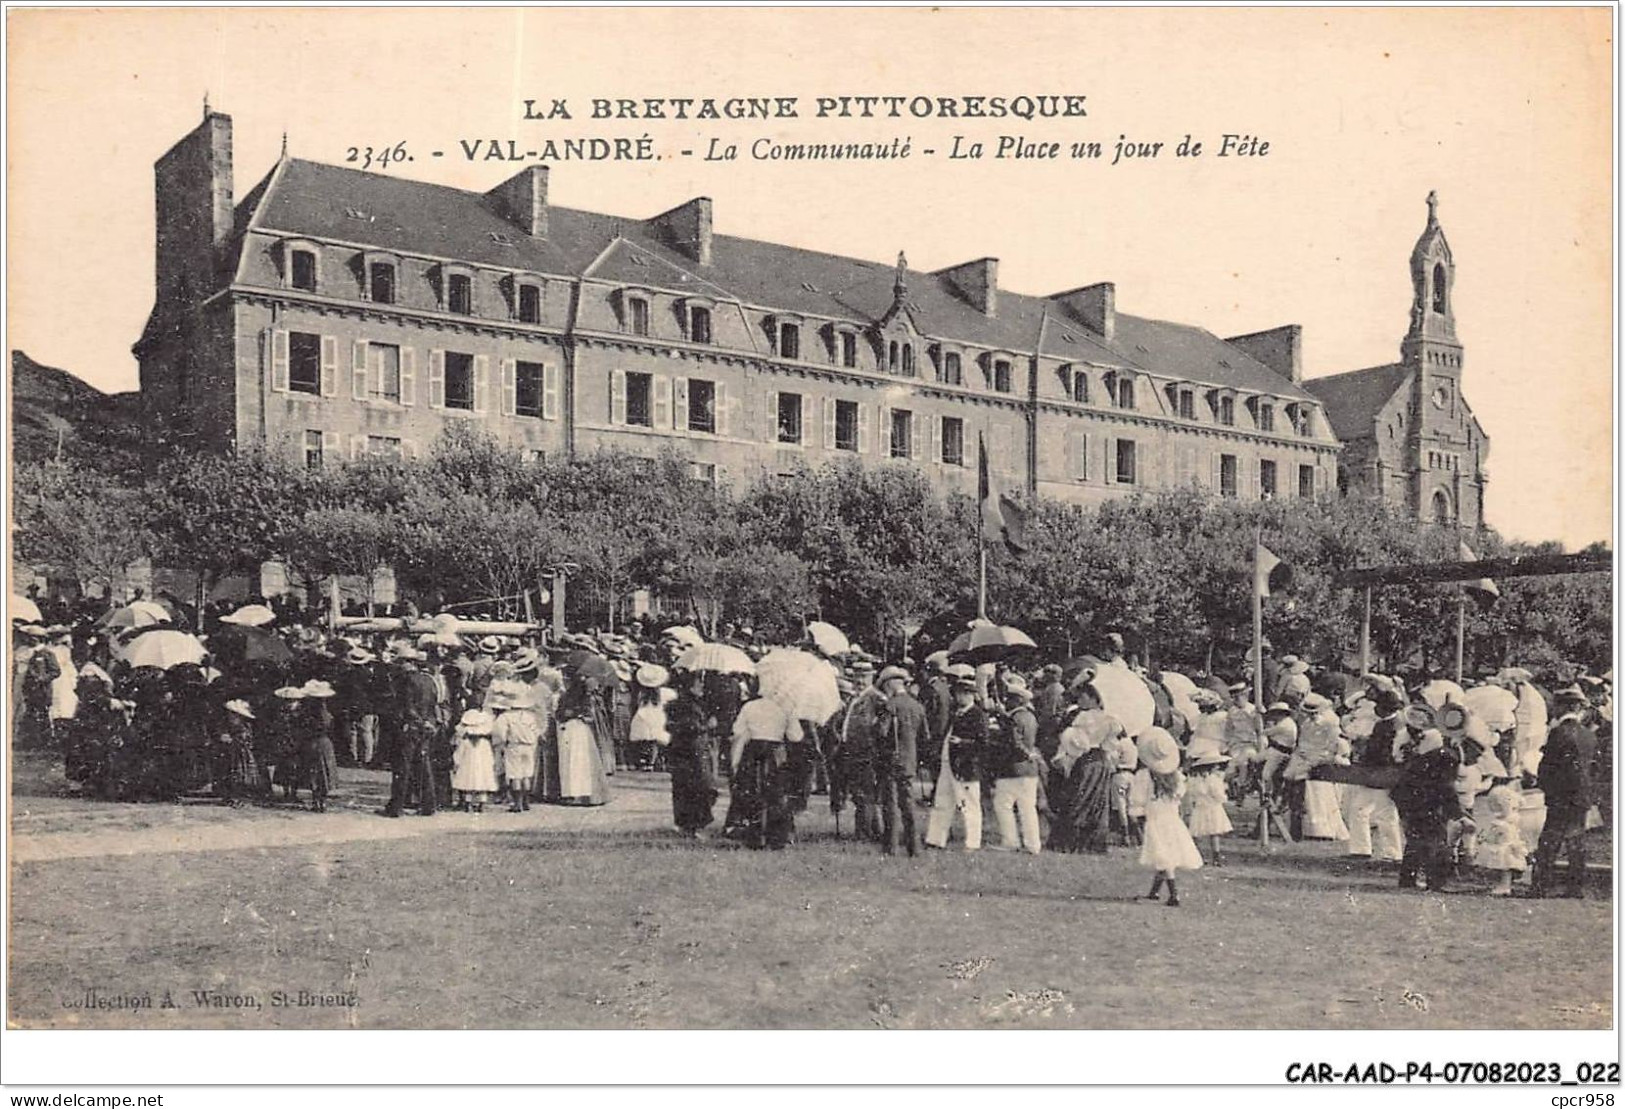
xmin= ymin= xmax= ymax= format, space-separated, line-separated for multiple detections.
xmin=1252 ymin=528 xmax=1267 ymax=849
xmin=977 ymin=544 xmax=987 ymax=620
xmin=551 ymin=569 xmax=566 ymax=640
xmin=1360 ymin=585 xmax=1372 ymax=678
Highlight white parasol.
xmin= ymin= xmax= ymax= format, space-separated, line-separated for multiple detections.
xmin=117 ymin=629 xmax=207 ymax=669
xmin=1418 ymin=679 xmax=1466 ymax=710
xmin=1087 ymin=665 xmax=1156 ymax=737
xmin=98 ymin=601 xmax=173 ymax=630
xmin=10 ymin=595 xmax=42 ymax=624
xmin=1462 ymin=685 xmax=1519 ymax=732
xmin=756 ymin=648 xmax=842 ymax=724
xmin=675 ymin=642 xmax=757 ymax=676
xmin=805 ymin=621 xmax=852 ymax=658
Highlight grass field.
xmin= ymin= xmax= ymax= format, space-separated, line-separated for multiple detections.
xmin=7 ymin=754 xmax=1613 ymax=1030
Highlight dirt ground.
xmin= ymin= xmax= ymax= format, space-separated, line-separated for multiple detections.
xmin=7 ymin=753 xmax=1613 ymax=1030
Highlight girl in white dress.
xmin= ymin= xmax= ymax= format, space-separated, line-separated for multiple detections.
xmin=1184 ymin=753 xmax=1233 ymax=864
xmin=1137 ymin=727 xmax=1203 ymax=906
xmin=1471 ymin=784 xmax=1528 ymax=896
xmin=451 ymin=709 xmax=498 ymax=812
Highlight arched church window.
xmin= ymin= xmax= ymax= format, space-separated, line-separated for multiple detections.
xmin=1432 ymin=263 xmax=1447 ymax=314
xmin=1432 ymin=489 xmax=1453 ymax=525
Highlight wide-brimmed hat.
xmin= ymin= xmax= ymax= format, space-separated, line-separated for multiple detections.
xmin=611 ymin=660 xmax=633 ymax=683
xmin=924 ymin=650 xmax=950 ymax=672
xmin=1227 ymin=680 xmax=1250 ymax=694
xmin=1300 ymin=692 xmax=1331 ymax=712
xmin=1414 ymin=728 xmax=1445 ymax=756
xmin=1190 ymin=689 xmax=1224 ymax=711
xmin=1263 ymin=701 xmax=1292 ymax=718
xmin=877 ymin=665 xmax=910 ymax=686
xmin=300 ymin=679 xmax=336 ymax=699
xmin=1137 ymin=727 xmax=1180 ymax=774
xmin=946 ymin=662 xmax=977 ymax=683
xmin=636 ymin=663 xmax=670 ymax=689
xmin=459 ymin=708 xmax=494 ymax=736
xmin=1553 ymin=684 xmax=1588 ymax=705
xmin=345 ymin=647 xmax=375 ymax=665
xmin=224 ymin=699 xmax=256 ymax=720
xmin=1403 ymin=703 xmax=1437 ymax=731
xmin=510 ymin=647 xmax=540 ymax=672
xmin=1187 ymin=749 xmax=1231 ymax=768
xmin=490 ymin=660 xmax=516 ymax=680
xmin=1371 ymin=688 xmax=1405 ymax=715
xmin=273 ymin=686 xmax=306 ymax=700
xmin=479 ymin=635 xmax=503 ymax=655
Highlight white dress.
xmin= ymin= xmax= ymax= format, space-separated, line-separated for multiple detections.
xmin=452 ymin=735 xmax=498 ymax=793
xmin=1185 ymin=773 xmax=1233 ymax=837
xmin=1140 ymin=781 xmax=1204 ymax=873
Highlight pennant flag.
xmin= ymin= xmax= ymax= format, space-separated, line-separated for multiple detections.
xmin=1459 ymin=541 xmax=1500 ymax=606
xmin=1255 ymin=542 xmax=1293 ymax=597
xmin=978 ymin=432 xmax=1029 ymax=552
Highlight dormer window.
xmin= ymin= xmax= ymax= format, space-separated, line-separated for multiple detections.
xmin=368 ymin=260 xmax=396 ymax=305
xmin=1219 ymin=396 xmax=1235 ymax=426
xmin=777 ymin=321 xmax=801 ymax=360
xmin=993 ymin=358 xmax=1013 ymax=394
xmin=888 ymin=341 xmax=900 ymax=372
xmin=902 ymin=344 xmax=915 ymax=377
xmin=1258 ymin=402 xmax=1275 ymax=433
xmin=941 ymin=350 xmax=963 ymax=386
xmin=1178 ymin=389 xmax=1195 ymax=419
xmin=840 ymin=331 xmax=858 ymax=368
xmin=517 ymin=282 xmax=542 ymax=324
xmin=446 ymin=271 xmax=474 ymax=315
xmin=687 ymin=303 xmax=713 ymax=344
xmin=1070 ymin=370 xmax=1089 ymax=404
xmin=290 ymin=249 xmax=317 ymax=292
xmin=1116 ymin=376 xmax=1134 ymax=409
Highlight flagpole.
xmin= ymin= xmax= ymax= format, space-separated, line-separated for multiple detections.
xmin=1252 ymin=526 xmax=1264 ymax=710
xmin=1359 ymin=585 xmax=1372 ymax=678
xmin=977 ymin=432 xmax=988 ymax=620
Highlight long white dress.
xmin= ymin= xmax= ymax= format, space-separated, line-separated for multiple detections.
xmin=451 ymin=735 xmax=498 ymax=793
xmin=557 ymin=718 xmax=609 ymax=805
xmin=1140 ymin=778 xmax=1204 ymax=873
xmin=1185 ymin=772 xmax=1233 ymax=837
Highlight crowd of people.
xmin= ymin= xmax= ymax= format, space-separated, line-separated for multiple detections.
xmin=11 ymin=585 xmax=1613 ymax=904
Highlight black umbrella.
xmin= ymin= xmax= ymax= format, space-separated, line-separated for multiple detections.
xmin=210 ymin=623 xmax=293 ymax=666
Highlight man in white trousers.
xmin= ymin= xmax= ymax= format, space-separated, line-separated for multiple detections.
xmin=924 ymin=665 xmax=988 ymax=851
xmin=1343 ymin=688 xmax=1406 ymax=861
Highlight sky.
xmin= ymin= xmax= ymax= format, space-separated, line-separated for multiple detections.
xmin=6 ymin=7 xmax=1613 ymax=549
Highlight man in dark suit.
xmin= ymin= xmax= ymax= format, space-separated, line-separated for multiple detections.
xmin=874 ymin=666 xmax=926 ymax=857
xmin=381 ymin=646 xmax=441 ymax=817
xmin=1532 ymin=686 xmax=1598 ymax=898
xmin=1390 ymin=728 xmax=1465 ymax=892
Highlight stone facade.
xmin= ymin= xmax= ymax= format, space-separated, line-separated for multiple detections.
xmin=138 ymin=110 xmax=1348 ymax=506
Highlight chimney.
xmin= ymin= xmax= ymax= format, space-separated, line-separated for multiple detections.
xmin=1051 ymin=282 xmax=1115 ymax=341
xmin=647 ymin=197 xmax=713 ymax=266
xmin=484 ymin=165 xmax=550 ymax=238
xmin=153 ymin=110 xmax=234 ymax=294
xmin=1226 ymin=325 xmax=1303 ymax=384
xmin=934 ymin=257 xmax=999 ymax=317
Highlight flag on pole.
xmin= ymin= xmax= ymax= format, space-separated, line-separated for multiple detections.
xmin=1459 ymin=541 xmax=1500 ymax=606
xmin=978 ymin=432 xmax=1030 ymax=552
xmin=1255 ymin=542 xmax=1293 ymax=597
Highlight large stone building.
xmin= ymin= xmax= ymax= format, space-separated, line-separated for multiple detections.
xmin=140 ymin=110 xmax=1479 ymax=520
xmin=1304 ymin=192 xmax=1489 ymax=528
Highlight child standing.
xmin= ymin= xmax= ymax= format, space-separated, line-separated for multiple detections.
xmin=1184 ymin=751 xmax=1233 ymax=865
xmin=452 ymin=709 xmax=498 ymax=812
xmin=1472 ymin=783 xmax=1528 ymax=896
xmin=1137 ymin=727 xmax=1203 ymax=906
xmin=298 ymin=679 xmax=339 ymax=813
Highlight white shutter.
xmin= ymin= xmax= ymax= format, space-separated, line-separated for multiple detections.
xmin=399 ymin=348 xmax=417 ymax=406
xmin=350 ymin=339 xmax=368 ymax=400
xmin=542 ymin=364 xmax=561 ymax=420
xmin=428 ymin=350 xmax=446 ymax=408
xmin=610 ymin=369 xmax=628 ymax=425
xmin=910 ymin=412 xmax=925 ymax=462
xmin=674 ymin=377 xmax=689 ymax=431
xmin=716 ymin=382 xmax=731 ymax=437
xmin=766 ymin=390 xmax=779 ymax=443
xmin=473 ymin=355 xmax=491 ymax=415
xmin=500 ymin=359 xmax=517 ymax=417
xmin=321 ymin=430 xmax=339 ymax=468
xmin=877 ymin=405 xmax=890 ymax=456
xmin=1080 ymin=431 xmax=1092 ymax=481
xmin=1105 ymin=436 xmax=1116 ymax=483
xmin=320 ymin=336 xmax=340 ymax=397
xmin=651 ymin=374 xmax=670 ymax=428
xmin=823 ymin=397 xmax=837 ymax=450
xmin=350 ymin=435 xmax=368 ymax=460
xmin=936 ymin=415 xmax=948 ymax=464
xmin=856 ymin=402 xmax=871 ymax=454
xmin=270 ymin=329 xmax=290 ymax=392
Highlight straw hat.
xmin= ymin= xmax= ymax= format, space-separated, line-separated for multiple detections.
xmin=877 ymin=665 xmax=910 ymax=686
xmin=458 ymin=709 xmax=495 ymax=736
xmin=479 ymin=636 xmax=503 ymax=655
xmin=224 ymin=699 xmax=256 ymax=720
xmin=511 ymin=648 xmax=541 ymax=674
xmin=300 ymin=679 xmax=337 ymax=699
xmin=636 ymin=663 xmax=670 ymax=689
xmin=1136 ymin=727 xmax=1180 ymax=774
xmin=345 ymin=646 xmax=375 ymax=665
xmin=925 ymin=651 xmax=950 ymax=672
xmin=273 ymin=686 xmax=306 ymax=700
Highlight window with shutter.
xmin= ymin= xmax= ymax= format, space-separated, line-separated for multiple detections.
xmin=515 ymin=362 xmax=545 ymax=418
xmin=610 ymin=369 xmax=628 ymax=425
xmin=674 ymin=378 xmax=690 ymax=431
xmin=350 ymin=435 xmax=368 ymax=460
xmin=320 ymin=336 xmax=340 ymax=397
xmin=651 ymin=374 xmax=670 ymax=428
xmin=542 ymin=364 xmax=561 ymax=420
xmin=501 ymin=359 xmax=517 ymax=417
xmin=766 ymin=390 xmax=779 ymax=443
xmin=716 ymin=382 xmax=731 ymax=437
xmin=855 ymin=402 xmax=871 ymax=454
xmin=1104 ymin=437 xmax=1116 ymax=483
xmin=823 ymin=397 xmax=838 ymax=450
xmin=473 ymin=355 xmax=490 ymax=414
xmin=910 ymin=411 xmax=925 ymax=462
xmin=351 ymin=340 xmax=369 ymax=400
xmin=429 ymin=350 xmax=446 ymax=408
xmin=321 ymin=430 xmax=339 ymax=468
xmin=399 ymin=348 xmax=416 ymax=406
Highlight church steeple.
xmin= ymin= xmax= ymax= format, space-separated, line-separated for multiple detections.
xmin=1402 ymin=189 xmax=1460 ymax=362
xmin=893 ymin=250 xmax=909 ymax=307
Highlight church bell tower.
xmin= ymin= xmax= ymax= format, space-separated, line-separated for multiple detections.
xmin=1401 ymin=190 xmax=1462 ymax=370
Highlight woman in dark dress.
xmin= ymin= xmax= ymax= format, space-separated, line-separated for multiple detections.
xmin=1048 ymin=704 xmax=1117 ymax=854
xmin=665 ymin=672 xmax=720 ymax=836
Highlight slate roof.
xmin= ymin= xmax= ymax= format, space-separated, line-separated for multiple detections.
xmin=240 ymin=157 xmax=1319 ymax=401
xmin=1302 ymin=363 xmax=1411 ymax=441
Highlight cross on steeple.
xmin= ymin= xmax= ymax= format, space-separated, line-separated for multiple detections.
xmin=1426 ymin=189 xmax=1439 ymax=226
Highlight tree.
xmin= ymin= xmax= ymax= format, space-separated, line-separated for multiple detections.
xmin=12 ymin=459 xmax=153 ymax=596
